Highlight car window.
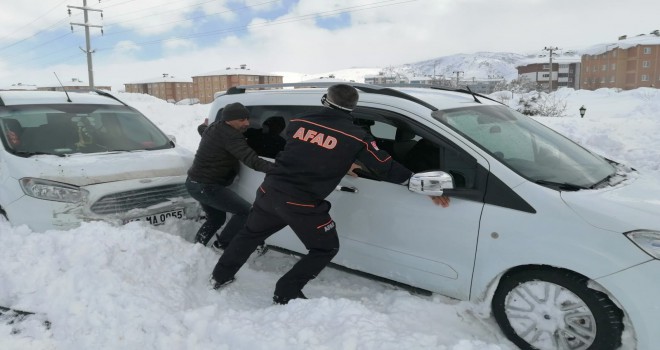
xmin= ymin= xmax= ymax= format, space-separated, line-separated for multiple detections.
xmin=241 ymin=104 xmax=479 ymax=191
xmin=352 ymin=107 xmax=478 ymax=189
xmin=0 ymin=104 xmax=172 ymax=156
xmin=242 ymin=105 xmax=325 ymax=159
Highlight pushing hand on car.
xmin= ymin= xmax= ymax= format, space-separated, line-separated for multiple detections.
xmin=347 ymin=163 xmax=361 ymax=177
xmin=430 ymin=195 xmax=450 ymax=207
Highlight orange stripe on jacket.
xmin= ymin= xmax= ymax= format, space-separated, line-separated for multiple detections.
xmin=290 ymin=119 xmax=391 ymax=163
xmin=286 ymin=201 xmax=315 ymax=208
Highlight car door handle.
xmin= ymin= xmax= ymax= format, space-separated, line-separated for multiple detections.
xmin=335 ymin=185 xmax=358 ymax=193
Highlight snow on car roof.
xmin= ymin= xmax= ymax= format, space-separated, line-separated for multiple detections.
xmin=0 ymin=90 xmax=124 ymax=106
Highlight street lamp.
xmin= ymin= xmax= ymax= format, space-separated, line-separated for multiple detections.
xmin=579 ymin=105 xmax=586 ymax=118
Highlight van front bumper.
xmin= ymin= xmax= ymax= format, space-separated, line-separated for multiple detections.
xmin=595 ymin=260 xmax=660 ymax=350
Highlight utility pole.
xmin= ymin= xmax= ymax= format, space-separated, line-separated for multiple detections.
xmin=452 ymin=71 xmax=463 ymax=87
xmin=68 ymin=0 xmax=103 ymax=89
xmin=543 ymin=46 xmax=559 ymax=92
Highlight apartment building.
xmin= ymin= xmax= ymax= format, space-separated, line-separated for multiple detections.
xmin=364 ymin=72 xmax=408 ymax=84
xmin=516 ymin=56 xmax=581 ymax=91
xmin=581 ymin=32 xmax=660 ymax=90
xmin=462 ymin=78 xmax=506 ymax=94
xmin=124 ymin=74 xmax=193 ymax=103
xmin=192 ymin=65 xmax=283 ymax=104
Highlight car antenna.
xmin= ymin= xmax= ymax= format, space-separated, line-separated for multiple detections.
xmin=53 ymin=72 xmax=72 ymax=102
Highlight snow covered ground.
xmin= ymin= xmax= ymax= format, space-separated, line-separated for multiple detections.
xmin=2 ymin=87 xmax=658 ymax=350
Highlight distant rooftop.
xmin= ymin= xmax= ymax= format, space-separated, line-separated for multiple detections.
xmin=194 ymin=64 xmax=281 ymax=77
xmin=127 ymin=74 xmax=192 ymax=84
xmin=517 ymin=54 xmax=581 ymax=66
xmin=0 ymin=83 xmax=38 ymax=91
xmin=582 ymin=31 xmax=660 ymax=55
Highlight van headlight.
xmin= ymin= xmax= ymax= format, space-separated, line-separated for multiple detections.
xmin=20 ymin=178 xmax=88 ymax=203
xmin=625 ymin=230 xmax=660 ymax=259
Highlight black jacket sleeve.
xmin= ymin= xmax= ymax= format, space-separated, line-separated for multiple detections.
xmin=224 ymin=132 xmax=274 ymax=173
xmin=356 ymin=133 xmax=412 ymax=184
xmin=197 ymin=123 xmax=208 ymax=136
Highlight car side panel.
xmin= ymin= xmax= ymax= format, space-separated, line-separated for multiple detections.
xmin=470 ymin=180 xmax=653 ymax=301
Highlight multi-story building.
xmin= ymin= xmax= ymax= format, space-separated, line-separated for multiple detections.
xmin=364 ymin=72 xmax=408 ymax=85
xmin=192 ymin=65 xmax=283 ymax=104
xmin=581 ymin=32 xmax=660 ymax=90
xmin=124 ymin=74 xmax=193 ymax=103
xmin=516 ymin=55 xmax=581 ymax=91
xmin=462 ymin=77 xmax=506 ymax=94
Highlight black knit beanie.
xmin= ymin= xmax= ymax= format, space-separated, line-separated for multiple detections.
xmin=222 ymin=102 xmax=250 ymax=121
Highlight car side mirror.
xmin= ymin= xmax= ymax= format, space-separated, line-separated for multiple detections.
xmin=167 ymin=135 xmax=177 ymax=143
xmin=408 ymin=171 xmax=454 ymax=196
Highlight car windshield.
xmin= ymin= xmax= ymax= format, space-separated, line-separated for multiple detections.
xmin=433 ymin=105 xmax=616 ymax=188
xmin=0 ymin=104 xmax=173 ymax=156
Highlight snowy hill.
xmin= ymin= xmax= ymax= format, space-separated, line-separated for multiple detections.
xmin=397 ymin=52 xmax=527 ymax=81
xmin=277 ymin=51 xmax=556 ymax=84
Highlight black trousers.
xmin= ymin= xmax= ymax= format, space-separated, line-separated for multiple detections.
xmin=185 ymin=178 xmax=251 ymax=247
xmin=212 ymin=185 xmax=339 ymax=299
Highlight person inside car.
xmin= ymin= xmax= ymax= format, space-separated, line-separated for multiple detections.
xmin=208 ymin=84 xmax=450 ymax=305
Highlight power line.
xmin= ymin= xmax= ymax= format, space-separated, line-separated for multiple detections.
xmin=1 ymin=0 xmax=274 ymax=56
xmin=96 ymin=0 xmax=418 ymax=51
xmin=8 ymin=0 xmax=418 ymax=68
xmin=0 ymin=0 xmax=69 ymax=44
xmin=0 ymin=16 xmax=74 ymax=53
xmin=102 ymin=0 xmax=214 ymax=20
xmin=102 ymin=0 xmax=280 ymax=36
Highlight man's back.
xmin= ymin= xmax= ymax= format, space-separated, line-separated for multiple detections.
xmin=264 ymin=108 xmax=368 ymax=201
xmin=264 ymin=108 xmax=410 ymax=202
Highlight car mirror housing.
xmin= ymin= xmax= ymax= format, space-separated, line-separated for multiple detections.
xmin=408 ymin=171 xmax=454 ymax=196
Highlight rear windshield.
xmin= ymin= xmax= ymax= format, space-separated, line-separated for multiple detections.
xmin=0 ymin=104 xmax=172 ymax=156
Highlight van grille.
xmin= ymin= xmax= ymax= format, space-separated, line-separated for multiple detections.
xmin=90 ymin=184 xmax=189 ymax=215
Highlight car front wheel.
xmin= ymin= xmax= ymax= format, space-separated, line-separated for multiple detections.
xmin=492 ymin=267 xmax=624 ymax=350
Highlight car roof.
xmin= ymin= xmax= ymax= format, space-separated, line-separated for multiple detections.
xmin=214 ymin=83 xmax=501 ymax=111
xmin=0 ymin=90 xmax=124 ymax=106
xmin=215 ymin=82 xmax=501 ymax=111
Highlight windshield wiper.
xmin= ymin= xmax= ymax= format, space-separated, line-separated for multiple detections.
xmin=12 ymin=151 xmax=65 ymax=158
xmin=589 ymin=173 xmax=615 ymax=189
xmin=535 ymin=180 xmax=587 ymax=191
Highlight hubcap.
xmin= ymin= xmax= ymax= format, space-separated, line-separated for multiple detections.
xmin=504 ymin=280 xmax=597 ymax=350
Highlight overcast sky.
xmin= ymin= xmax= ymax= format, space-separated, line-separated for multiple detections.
xmin=1 ymin=0 xmax=659 ymax=89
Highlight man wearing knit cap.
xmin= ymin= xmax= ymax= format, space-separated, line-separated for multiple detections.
xmin=209 ymin=84 xmax=449 ymax=304
xmin=186 ymin=102 xmax=274 ymax=252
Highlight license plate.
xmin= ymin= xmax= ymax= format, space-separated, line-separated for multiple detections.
xmin=124 ymin=208 xmax=185 ymax=225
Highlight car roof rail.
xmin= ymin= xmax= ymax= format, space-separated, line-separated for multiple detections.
xmin=225 ymin=82 xmax=439 ymax=111
xmin=92 ymin=89 xmax=129 ymax=106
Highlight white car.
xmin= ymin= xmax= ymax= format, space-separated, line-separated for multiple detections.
xmin=209 ymin=83 xmax=659 ymax=350
xmin=0 ymin=90 xmax=200 ymax=232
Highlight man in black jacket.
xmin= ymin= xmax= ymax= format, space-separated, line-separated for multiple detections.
xmin=209 ymin=84 xmax=449 ymax=304
xmin=186 ymin=102 xmax=274 ymax=251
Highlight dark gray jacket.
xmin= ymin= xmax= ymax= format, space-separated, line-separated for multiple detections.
xmin=188 ymin=121 xmax=273 ymax=185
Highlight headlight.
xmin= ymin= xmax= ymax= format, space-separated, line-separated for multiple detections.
xmin=20 ymin=178 xmax=88 ymax=203
xmin=625 ymin=230 xmax=660 ymax=259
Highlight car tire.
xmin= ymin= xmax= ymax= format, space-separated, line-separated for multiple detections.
xmin=492 ymin=267 xmax=623 ymax=350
